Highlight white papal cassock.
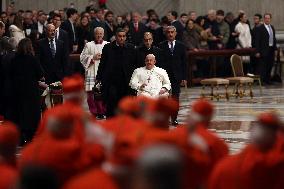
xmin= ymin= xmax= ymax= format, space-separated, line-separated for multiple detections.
xmin=129 ymin=66 xmax=171 ymax=98
xmin=80 ymin=41 xmax=109 ymax=91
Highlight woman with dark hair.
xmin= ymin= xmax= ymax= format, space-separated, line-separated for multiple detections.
xmin=8 ymin=38 xmax=44 ymax=144
xmin=76 ymin=15 xmax=91 ymax=53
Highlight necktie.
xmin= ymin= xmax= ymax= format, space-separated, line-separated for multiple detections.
xmin=50 ymin=39 xmax=56 ymax=58
xmin=170 ymin=41 xmax=174 ymax=54
xmin=71 ymin=21 xmax=76 ymax=42
xmin=134 ymin=23 xmax=138 ymax=32
xmin=268 ymin=25 xmax=273 ymax=46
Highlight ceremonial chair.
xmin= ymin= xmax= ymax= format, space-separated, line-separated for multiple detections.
xmin=226 ymin=54 xmax=255 ymax=98
xmin=200 ymin=78 xmax=230 ymax=101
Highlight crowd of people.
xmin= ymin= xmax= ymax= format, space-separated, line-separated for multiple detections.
xmin=0 ymin=2 xmax=283 ymax=189
xmin=0 ymin=73 xmax=284 ymax=189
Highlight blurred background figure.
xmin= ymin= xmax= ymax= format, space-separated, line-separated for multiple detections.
xmin=132 ymin=144 xmax=184 ymax=189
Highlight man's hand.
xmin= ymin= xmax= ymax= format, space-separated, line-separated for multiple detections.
xmin=93 ymin=53 xmax=101 ymax=60
xmin=255 ymin=53 xmax=261 ymax=58
xmin=181 ymin=80 xmax=187 ymax=87
xmin=140 ymin=83 xmax=147 ymax=90
xmin=193 ymin=48 xmax=199 ymax=52
xmin=159 ymin=88 xmax=168 ymax=95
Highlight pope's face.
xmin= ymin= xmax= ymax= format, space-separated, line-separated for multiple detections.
xmin=145 ymin=56 xmax=156 ymax=70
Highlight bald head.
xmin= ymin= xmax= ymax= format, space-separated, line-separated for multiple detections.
xmin=144 ymin=32 xmax=153 ymax=49
xmin=46 ymin=24 xmax=55 ymax=39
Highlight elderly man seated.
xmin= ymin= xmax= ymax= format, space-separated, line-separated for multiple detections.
xmin=130 ymin=54 xmax=171 ymax=98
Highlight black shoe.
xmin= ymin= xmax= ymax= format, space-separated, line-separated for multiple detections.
xmin=172 ymin=120 xmax=179 ymax=126
xmin=96 ymin=114 xmax=105 ymax=120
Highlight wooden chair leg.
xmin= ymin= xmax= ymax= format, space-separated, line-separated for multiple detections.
xmin=239 ymin=83 xmax=243 ymax=98
xmin=225 ymin=84 xmax=229 ymax=101
xmin=249 ymin=82 xmax=253 ymax=99
xmin=235 ymin=83 xmax=239 ymax=98
xmin=201 ymin=85 xmax=205 ymax=98
xmin=258 ymin=78 xmax=263 ymax=94
xmin=210 ymin=84 xmax=214 ymax=100
xmin=216 ymin=84 xmax=220 ymax=101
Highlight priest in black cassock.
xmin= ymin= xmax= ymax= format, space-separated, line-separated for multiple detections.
xmin=96 ymin=28 xmax=137 ymax=117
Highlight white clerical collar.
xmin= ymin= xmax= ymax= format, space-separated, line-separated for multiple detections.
xmin=145 ymin=65 xmax=156 ymax=70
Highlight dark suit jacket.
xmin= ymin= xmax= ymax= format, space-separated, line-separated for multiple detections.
xmin=128 ymin=22 xmax=148 ymax=46
xmin=104 ymin=22 xmax=117 ymax=42
xmin=254 ymin=24 xmax=277 ymax=57
xmin=136 ymin=45 xmax=163 ymax=68
xmin=57 ymin=28 xmax=69 ymax=50
xmin=159 ymin=40 xmax=188 ymax=82
xmin=37 ymin=38 xmax=69 ymax=83
xmin=89 ymin=19 xmax=107 ymax=40
xmin=171 ymin=20 xmax=185 ymax=41
xmin=96 ymin=41 xmax=137 ymax=97
xmin=60 ymin=20 xmax=77 ymax=52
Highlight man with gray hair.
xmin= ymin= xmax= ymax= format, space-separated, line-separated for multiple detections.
xmin=37 ymin=24 xmax=68 ymax=83
xmin=132 ymin=144 xmax=184 ymax=189
xmin=129 ymin=53 xmax=171 ymax=98
xmin=80 ymin=26 xmax=108 ymax=118
xmin=159 ymin=26 xmax=187 ymax=125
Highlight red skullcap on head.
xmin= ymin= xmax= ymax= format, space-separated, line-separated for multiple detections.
xmin=108 ymin=132 xmax=140 ymax=166
xmin=191 ymin=98 xmax=214 ymax=118
xmin=0 ymin=121 xmax=20 ymax=147
xmin=62 ymin=74 xmax=84 ymax=93
xmin=118 ymin=96 xmax=137 ymax=114
xmin=257 ymin=112 xmax=281 ymax=130
xmin=149 ymin=97 xmax=179 ymax=117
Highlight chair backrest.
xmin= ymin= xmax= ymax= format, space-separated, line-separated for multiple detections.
xmin=230 ymin=54 xmax=244 ymax=77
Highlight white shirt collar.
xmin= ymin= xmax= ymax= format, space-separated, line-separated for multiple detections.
xmin=168 ymin=40 xmax=176 ymax=47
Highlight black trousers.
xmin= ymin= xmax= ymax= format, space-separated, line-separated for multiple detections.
xmin=259 ymin=48 xmax=275 ymax=83
xmin=104 ymin=84 xmax=128 ymax=118
xmin=171 ymin=80 xmax=181 ymax=121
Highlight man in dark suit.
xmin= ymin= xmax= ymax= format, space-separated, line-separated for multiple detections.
xmin=136 ymin=32 xmax=163 ymax=68
xmin=159 ymin=26 xmax=187 ymax=125
xmin=52 ymin=13 xmax=69 ymax=51
xmin=254 ymin=13 xmax=277 ymax=85
xmin=60 ymin=8 xmax=78 ymax=53
xmin=89 ymin=9 xmax=106 ymax=40
xmin=96 ymin=28 xmax=137 ymax=117
xmin=37 ymin=24 xmax=69 ymax=84
xmin=128 ymin=12 xmax=148 ymax=47
xmin=104 ymin=10 xmax=117 ymax=42
xmin=167 ymin=11 xmax=184 ymax=41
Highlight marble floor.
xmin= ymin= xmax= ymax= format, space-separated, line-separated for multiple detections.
xmin=178 ymin=83 xmax=284 ymax=153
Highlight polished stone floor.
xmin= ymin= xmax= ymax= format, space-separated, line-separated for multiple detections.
xmin=178 ymin=83 xmax=284 ymax=153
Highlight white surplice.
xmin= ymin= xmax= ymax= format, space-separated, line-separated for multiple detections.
xmin=80 ymin=41 xmax=109 ymax=91
xmin=129 ymin=66 xmax=171 ymax=98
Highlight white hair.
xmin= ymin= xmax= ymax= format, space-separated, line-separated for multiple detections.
xmin=146 ymin=54 xmax=155 ymax=60
xmin=94 ymin=27 xmax=104 ymax=33
xmin=166 ymin=25 xmax=176 ymax=32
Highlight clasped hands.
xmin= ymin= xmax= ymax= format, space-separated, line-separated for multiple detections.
xmin=139 ymin=83 xmax=168 ymax=95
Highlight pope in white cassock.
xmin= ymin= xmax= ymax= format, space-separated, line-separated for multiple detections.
xmin=80 ymin=27 xmax=109 ymax=118
xmin=129 ymin=54 xmax=171 ymax=98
